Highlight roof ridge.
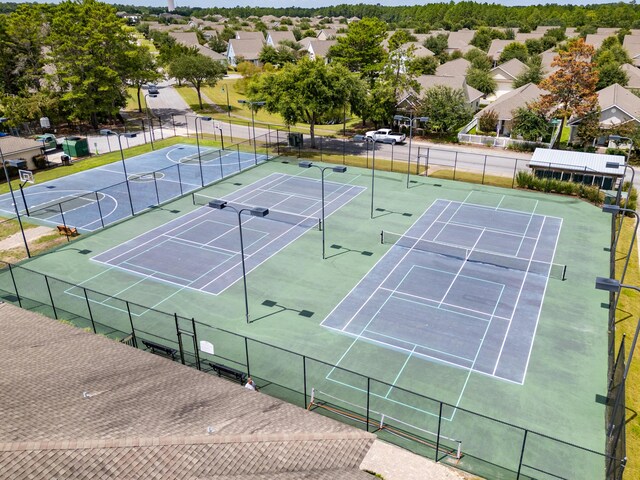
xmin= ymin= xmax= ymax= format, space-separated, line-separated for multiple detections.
xmin=0 ymin=431 xmax=375 ymax=452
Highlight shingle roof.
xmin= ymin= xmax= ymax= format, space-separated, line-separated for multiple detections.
xmin=447 ymin=29 xmax=475 ymax=50
xmin=266 ymin=30 xmax=296 ymax=45
xmin=236 ymin=31 xmax=265 ymax=41
xmin=487 ymin=39 xmax=513 ymax=59
xmin=228 ymin=38 xmax=264 ymax=61
xmin=597 ymin=83 xmax=640 ymax=122
xmin=0 ymin=303 xmax=375 ymax=479
xmin=0 ymin=135 xmax=43 ymax=156
xmin=412 ymin=75 xmax=483 ymax=104
xmin=540 ymin=49 xmax=560 ymax=76
xmin=435 ymin=58 xmax=471 ymax=77
xmin=169 ymin=31 xmax=201 ymax=48
xmin=308 ymin=40 xmax=336 ymax=59
xmin=585 ymin=33 xmax=609 ymax=50
xmin=623 ymin=37 xmax=640 ymax=65
xmin=474 ymin=83 xmax=546 ymax=120
xmin=491 ymin=58 xmax=527 ymax=79
xmin=514 ymin=32 xmax=544 ymax=42
xmin=621 ymin=64 xmax=640 ymax=89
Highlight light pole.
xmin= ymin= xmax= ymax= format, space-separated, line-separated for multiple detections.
xmin=222 ymin=86 xmax=231 ymax=117
xmin=369 ymin=138 xmax=379 ymax=219
xmin=238 ymin=99 xmax=265 ymax=163
xmin=394 ymin=113 xmax=429 ymax=188
xmin=99 ymin=129 xmax=137 ymax=215
xmin=188 ymin=115 xmax=212 ymax=187
xmin=144 ymin=92 xmax=158 ymax=150
xmin=299 ymin=161 xmax=347 ymax=259
xmin=1 ymin=156 xmax=31 ymax=257
xmin=207 ymin=200 xmax=269 ymax=324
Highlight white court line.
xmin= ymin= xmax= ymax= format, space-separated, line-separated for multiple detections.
xmin=385 ymin=345 xmax=416 ymax=398
xmin=449 ymin=282 xmax=506 ymax=421
xmin=492 ymin=215 xmax=546 ymax=377
xmin=515 ymin=200 xmax=539 ymax=256
xmin=521 ymin=217 xmax=563 ymax=384
xmin=494 ymin=195 xmax=505 ymax=210
xmin=434 ymin=219 xmax=540 ymax=240
xmin=437 ymin=229 xmax=485 ymax=308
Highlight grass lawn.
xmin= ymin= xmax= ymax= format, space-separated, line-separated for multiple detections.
xmin=0 ymin=230 xmax=69 ymax=264
xmin=615 ymin=219 xmax=640 ymax=479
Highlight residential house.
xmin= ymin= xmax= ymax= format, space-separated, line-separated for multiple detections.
xmin=298 ymin=36 xmax=315 ymax=50
xmin=0 ymin=303 xmax=377 ymax=479
xmin=227 ymin=38 xmax=264 ymax=66
xmin=435 ymin=57 xmax=471 ymax=77
xmin=445 ymin=29 xmax=476 ymax=54
xmin=317 ymin=29 xmax=338 ymax=40
xmin=306 ymin=39 xmax=336 ymax=61
xmin=168 ymin=31 xmax=226 ymax=63
xmin=398 ymin=75 xmax=483 ymax=112
xmin=569 ymin=83 xmax=640 ymax=144
xmin=565 ymin=27 xmax=579 ymax=38
xmin=473 ymin=83 xmax=546 ymax=137
xmin=235 ymin=31 xmax=265 ymax=41
xmin=622 ymin=35 xmax=640 ymax=67
xmin=597 ymin=27 xmax=619 ymax=36
xmin=487 ymin=39 xmax=514 ymax=62
xmin=266 ymin=30 xmax=297 ymax=47
xmin=514 ymin=32 xmax=544 ymax=43
xmin=540 ymin=49 xmax=560 ymax=77
xmin=584 ymin=34 xmax=610 ymax=50
xmin=487 ymin=58 xmax=527 ymax=101
xmin=621 ymin=64 xmax=640 ymax=89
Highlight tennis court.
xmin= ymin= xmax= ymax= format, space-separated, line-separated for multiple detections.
xmin=323 ymin=197 xmax=563 ymax=385
xmin=0 ymin=144 xmax=266 ymax=231
xmin=91 ymin=173 xmax=365 ymax=295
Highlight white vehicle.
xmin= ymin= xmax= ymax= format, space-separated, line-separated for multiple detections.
xmin=35 ymin=133 xmax=65 ymax=151
xmin=365 ymin=128 xmax=406 ymax=144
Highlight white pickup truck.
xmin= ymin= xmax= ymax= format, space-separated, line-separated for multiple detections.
xmin=365 ymin=128 xmax=406 ymax=144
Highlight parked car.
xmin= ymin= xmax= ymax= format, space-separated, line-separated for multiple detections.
xmin=35 ymin=133 xmax=64 ymax=151
xmin=365 ymin=128 xmax=406 ymax=144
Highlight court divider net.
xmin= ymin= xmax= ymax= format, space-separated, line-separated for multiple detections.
xmin=381 ymin=230 xmax=567 ymax=281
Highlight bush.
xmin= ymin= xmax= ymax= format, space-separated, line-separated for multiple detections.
xmin=515 ymin=171 xmax=534 ymax=188
xmin=515 ymin=172 xmax=603 ymax=205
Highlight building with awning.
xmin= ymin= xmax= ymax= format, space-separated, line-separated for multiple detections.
xmin=529 ymin=148 xmax=626 ymax=191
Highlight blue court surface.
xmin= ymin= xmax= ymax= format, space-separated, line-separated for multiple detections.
xmin=0 ymin=144 xmax=267 ymax=231
xmin=91 ymin=173 xmax=365 ymax=295
xmin=322 ymin=198 xmax=563 ymax=384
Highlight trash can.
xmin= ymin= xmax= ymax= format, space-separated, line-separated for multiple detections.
xmin=287 ymin=132 xmax=303 ymax=147
xmin=60 ymin=154 xmax=71 ymax=166
xmin=62 ymin=136 xmax=90 ymax=157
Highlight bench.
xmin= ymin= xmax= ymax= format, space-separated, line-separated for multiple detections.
xmin=57 ymin=225 xmax=78 ymax=237
xmin=205 ymin=360 xmax=247 ymax=384
xmin=141 ymin=339 xmax=177 ymax=360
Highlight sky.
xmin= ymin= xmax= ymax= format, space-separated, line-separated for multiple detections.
xmin=101 ymin=0 xmax=625 ymax=9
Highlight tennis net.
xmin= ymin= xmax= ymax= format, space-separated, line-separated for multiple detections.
xmin=381 ymin=230 xmax=566 ymax=280
xmin=192 ymin=192 xmax=321 ymax=230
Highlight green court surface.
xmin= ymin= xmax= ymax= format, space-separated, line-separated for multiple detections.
xmin=0 ymin=158 xmax=609 ymax=479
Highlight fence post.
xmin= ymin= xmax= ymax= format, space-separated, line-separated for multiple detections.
xmin=152 ymin=174 xmax=160 ymax=205
xmin=171 ymin=114 xmax=176 ymax=137
xmin=177 ymin=162 xmax=184 ymax=196
xmin=482 ymin=155 xmax=488 ymax=184
xmin=7 ymin=263 xmax=22 ymax=308
xmin=159 ymin=115 xmax=164 ymax=140
xmin=366 ymin=377 xmax=371 ymax=432
xmin=342 ymin=136 xmax=346 ymax=165
xmin=276 ymin=130 xmax=280 ymax=155
xmin=245 ymin=337 xmax=251 ymax=377
xmin=44 ymin=275 xmax=58 ymax=319
xmin=516 ymin=429 xmax=529 ymax=479
xmin=175 ymin=313 xmax=185 ymax=365
xmin=126 ymin=301 xmax=136 ymax=347
xmin=83 ymin=287 xmax=96 ymax=333
xmin=218 ymin=150 xmax=224 ymax=179
xmin=237 ymin=145 xmax=241 ymax=168
xmin=453 ymin=152 xmax=458 ymax=180
xmin=435 ymin=402 xmax=443 ymax=462
xmin=191 ymin=318 xmax=201 ymax=371
xmin=58 ymin=204 xmax=70 ymax=242
xmin=229 ymin=121 xmax=234 ymax=143
xmin=247 ymin=122 xmax=252 ymax=145
xmin=320 ymin=136 xmax=323 ymax=161
xmin=390 ymin=142 xmax=394 ymax=171
xmin=94 ymin=192 xmax=105 ymax=228
xmin=512 ymin=159 xmax=519 ymax=188
xmin=303 ymin=355 xmax=308 ymax=408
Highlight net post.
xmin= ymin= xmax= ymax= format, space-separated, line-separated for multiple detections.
xmin=516 ymin=429 xmax=528 ymax=480
xmin=126 ymin=301 xmax=136 ymax=347
xmin=380 ymin=230 xmax=384 ymax=244
xmin=244 ymin=337 xmax=251 ymax=377
xmin=191 ymin=318 xmax=201 ymax=371
xmin=562 ymin=265 xmax=567 ymax=281
xmin=456 ymin=441 xmax=462 ymax=460
xmin=177 ymin=161 xmax=184 ymax=196
xmin=192 ymin=192 xmax=196 ymax=205
xmin=95 ymin=191 xmax=105 ymax=228
xmin=83 ymin=287 xmax=96 ymax=334
xmin=44 ymin=275 xmax=58 ymax=319
xmin=318 ymin=217 xmax=322 ymax=231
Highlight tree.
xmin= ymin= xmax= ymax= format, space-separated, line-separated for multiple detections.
xmin=510 ymin=106 xmax=551 ymax=141
xmin=168 ymin=53 xmax=226 ymax=109
xmin=47 ymin=0 xmax=137 ymax=128
xmin=408 ymin=56 xmax=439 ymax=75
xmin=424 ymin=33 xmax=449 ymax=61
xmin=388 ymin=29 xmax=416 ymax=51
xmin=465 ymin=48 xmax=492 ymax=71
xmin=208 ymin=34 xmax=227 ymax=53
xmin=513 ymin=55 xmax=544 ymax=88
xmin=248 ymin=58 xmax=364 ymax=147
xmin=466 ymin=67 xmax=497 ymax=96
xmin=327 ymin=17 xmax=387 ymax=82
xmin=596 ymin=62 xmax=628 ymax=89
xmin=259 ymin=45 xmax=297 ymax=67
xmin=470 ymin=27 xmax=505 ymax=52
xmin=418 ymin=85 xmax=473 ymax=134
xmin=125 ymin=46 xmax=163 ymax=113
xmin=537 ymin=39 xmax=599 ymax=148
xmin=478 ymin=109 xmax=498 ymax=133
xmin=499 ymin=42 xmax=528 ymax=63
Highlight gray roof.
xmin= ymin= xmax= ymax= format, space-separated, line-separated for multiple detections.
xmin=228 ymin=38 xmax=264 ymax=61
xmin=530 ymin=148 xmax=625 ymax=176
xmin=514 ymin=32 xmax=544 ymax=42
xmin=435 ymin=58 xmax=470 ymax=77
xmin=621 ymin=64 xmax=640 ymax=89
xmin=0 ymin=303 xmax=375 ymax=479
xmin=474 ymin=83 xmax=545 ymax=121
xmin=597 ymin=83 xmax=640 ymax=123
xmin=622 ymin=37 xmax=640 ymax=65
xmin=236 ymin=31 xmax=265 ymax=42
xmin=411 ymin=75 xmax=483 ymax=104
xmin=266 ymin=30 xmax=296 ymax=45
xmin=585 ymin=34 xmax=609 ymax=50
xmin=169 ymin=31 xmax=201 ymax=48
xmin=540 ymin=49 xmax=560 ymax=76
xmin=597 ymin=27 xmax=619 ymax=35
xmin=487 ymin=39 xmax=513 ymax=59
xmin=447 ymin=29 xmax=475 ymax=50
xmin=308 ymin=40 xmax=336 ymax=59
xmin=0 ymin=135 xmax=43 ymax=157
xmin=491 ymin=58 xmax=527 ymax=80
